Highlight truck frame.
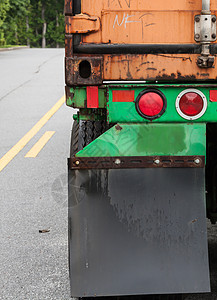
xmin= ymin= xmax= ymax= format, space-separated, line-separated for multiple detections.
xmin=65 ymin=0 xmax=217 ymax=298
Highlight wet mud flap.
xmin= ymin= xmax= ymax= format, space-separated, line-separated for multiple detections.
xmin=68 ymin=167 xmax=210 ymax=297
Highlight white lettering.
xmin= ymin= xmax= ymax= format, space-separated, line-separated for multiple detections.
xmin=113 ymin=13 xmax=126 ymax=28
xmin=113 ymin=13 xmax=141 ymax=29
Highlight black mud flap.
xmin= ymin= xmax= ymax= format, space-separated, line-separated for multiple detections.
xmin=68 ymin=168 xmax=210 ymax=297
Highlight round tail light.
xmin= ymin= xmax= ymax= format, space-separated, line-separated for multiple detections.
xmin=176 ymin=89 xmax=207 ymax=120
xmin=135 ymin=89 xmax=167 ymax=120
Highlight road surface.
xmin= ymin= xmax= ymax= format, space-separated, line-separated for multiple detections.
xmin=0 ymin=48 xmax=217 ymax=300
xmin=0 ymin=48 xmax=74 ymax=299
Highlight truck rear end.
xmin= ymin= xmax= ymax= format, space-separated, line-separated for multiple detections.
xmin=65 ymin=0 xmax=217 ymax=297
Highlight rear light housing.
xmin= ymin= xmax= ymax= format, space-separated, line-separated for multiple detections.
xmin=135 ymin=89 xmax=167 ymax=120
xmin=176 ymin=89 xmax=207 ymax=120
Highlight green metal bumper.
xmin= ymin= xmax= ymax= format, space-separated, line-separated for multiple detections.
xmin=67 ymin=83 xmax=217 ymax=123
xmin=76 ymin=123 xmax=206 ymax=158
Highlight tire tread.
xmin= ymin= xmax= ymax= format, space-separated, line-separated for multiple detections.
xmin=70 ymin=120 xmax=107 ymax=157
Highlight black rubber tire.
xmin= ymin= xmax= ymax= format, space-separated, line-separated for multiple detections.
xmin=70 ymin=120 xmax=107 ymax=157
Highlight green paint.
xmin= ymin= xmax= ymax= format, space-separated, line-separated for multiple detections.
xmin=66 ymin=87 xmax=106 ymax=108
xmin=107 ymin=85 xmax=217 ymax=123
xmin=67 ymin=83 xmax=217 ymax=123
xmin=76 ymin=123 xmax=206 ymax=157
xmin=136 ymin=124 xmax=186 ymax=154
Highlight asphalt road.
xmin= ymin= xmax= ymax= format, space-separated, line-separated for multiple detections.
xmin=0 ymin=48 xmax=217 ymax=300
xmin=0 ymin=48 xmax=74 ymax=299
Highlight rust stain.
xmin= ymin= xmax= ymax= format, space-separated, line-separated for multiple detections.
xmin=155 ymin=54 xmax=192 ymax=62
xmin=115 ymin=124 xmax=123 ymax=131
xmin=69 ymin=156 xmax=205 ymax=170
xmin=65 ymin=34 xmax=73 ymax=57
xmin=65 ymin=1 xmax=217 ymax=82
xmin=200 ymin=73 xmax=210 ymax=77
xmin=191 ymin=219 xmax=198 ymax=223
xmin=65 ymin=0 xmax=73 ymax=15
xmin=103 ymin=54 xmax=215 ymax=81
xmin=65 ymin=55 xmax=103 ymax=86
xmin=177 ymin=72 xmax=196 ymax=80
xmin=65 ymin=15 xmax=100 ymax=34
xmin=65 ymin=86 xmax=76 ymax=107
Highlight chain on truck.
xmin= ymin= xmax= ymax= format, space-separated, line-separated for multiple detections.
xmin=65 ymin=0 xmax=217 ymax=299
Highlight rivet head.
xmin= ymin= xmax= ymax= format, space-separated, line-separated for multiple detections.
xmin=195 ymin=16 xmax=200 ymax=22
xmin=212 ymin=17 xmax=216 ymax=23
xmin=195 ymin=34 xmax=200 ymax=39
xmin=212 ymin=34 xmax=216 ymax=39
xmin=115 ymin=159 xmax=121 ymax=165
xmin=75 ymin=160 xmax=80 ymax=165
xmin=154 ymin=159 xmax=160 ymax=165
xmin=194 ymin=158 xmax=200 ymax=164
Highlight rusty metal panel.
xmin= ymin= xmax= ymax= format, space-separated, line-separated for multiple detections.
xmin=103 ymin=54 xmax=217 ymax=81
xmin=65 ymin=86 xmax=74 ymax=104
xmin=65 ymin=0 xmax=217 ymax=82
xmin=69 ymin=156 xmax=205 ymax=170
xmin=65 ymin=0 xmax=73 ymax=15
xmin=65 ymin=34 xmax=73 ymax=57
xmin=65 ymin=14 xmax=100 ymax=34
xmin=65 ymin=56 xmax=103 ymax=86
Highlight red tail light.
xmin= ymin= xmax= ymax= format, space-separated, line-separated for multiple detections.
xmin=176 ymin=89 xmax=207 ymax=120
xmin=135 ymin=89 xmax=166 ymax=120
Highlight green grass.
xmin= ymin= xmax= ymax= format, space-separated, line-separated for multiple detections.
xmin=0 ymin=45 xmax=27 ymax=48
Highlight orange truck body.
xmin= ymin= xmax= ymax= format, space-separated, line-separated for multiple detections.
xmin=65 ymin=0 xmax=217 ymax=82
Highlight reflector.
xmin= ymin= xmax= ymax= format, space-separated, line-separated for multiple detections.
xmin=135 ymin=90 xmax=166 ymax=120
xmin=210 ymin=90 xmax=217 ymax=102
xmin=176 ymin=89 xmax=207 ymax=121
xmin=139 ymin=92 xmax=163 ymax=116
xmin=179 ymin=92 xmax=203 ymax=116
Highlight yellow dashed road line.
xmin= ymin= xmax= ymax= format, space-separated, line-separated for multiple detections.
xmin=0 ymin=96 xmax=65 ymax=172
xmin=25 ymin=131 xmax=55 ymax=158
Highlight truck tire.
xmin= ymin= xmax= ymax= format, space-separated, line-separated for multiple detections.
xmin=70 ymin=120 xmax=107 ymax=157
